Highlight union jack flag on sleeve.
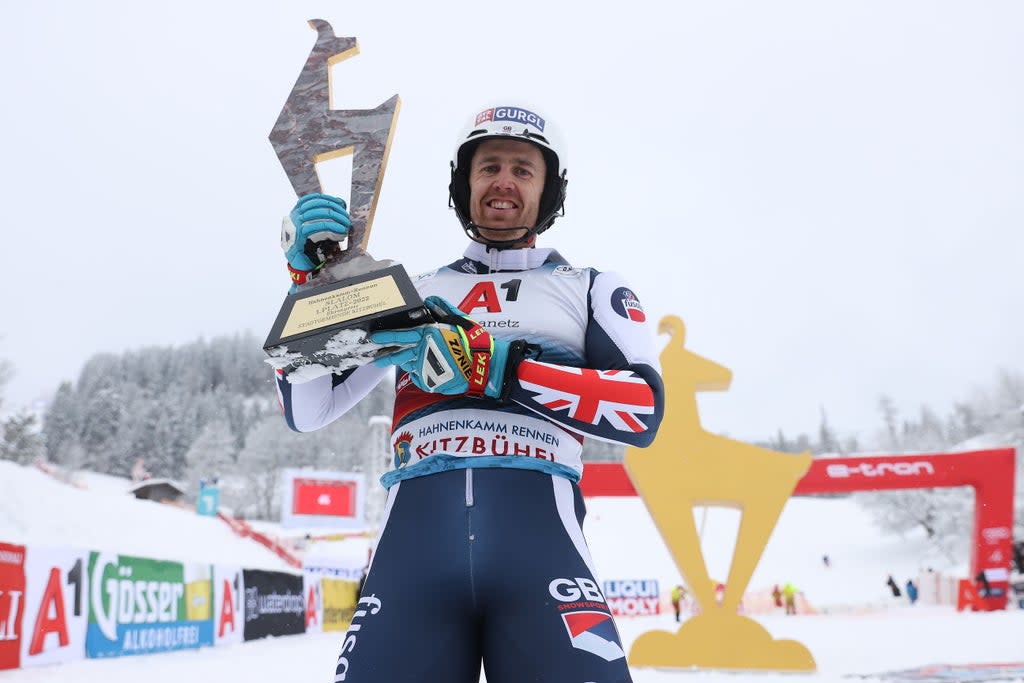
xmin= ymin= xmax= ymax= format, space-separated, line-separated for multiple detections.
xmin=507 ymin=271 xmax=664 ymax=446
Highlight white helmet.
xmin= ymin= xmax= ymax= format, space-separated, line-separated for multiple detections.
xmin=448 ymin=103 xmax=568 ymax=247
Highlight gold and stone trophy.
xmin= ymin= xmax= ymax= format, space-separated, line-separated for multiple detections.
xmin=263 ymin=20 xmax=428 ymax=377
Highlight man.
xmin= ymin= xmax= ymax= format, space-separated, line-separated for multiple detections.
xmin=771 ymin=583 xmax=783 ymax=608
xmin=905 ymin=579 xmax=918 ymax=605
xmin=670 ymin=584 xmax=686 ymax=622
xmin=276 ymin=103 xmax=665 ymax=682
xmin=782 ymin=581 xmax=799 ymax=615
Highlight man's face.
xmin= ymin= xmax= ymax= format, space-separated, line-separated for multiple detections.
xmin=468 ymin=138 xmax=546 ymax=245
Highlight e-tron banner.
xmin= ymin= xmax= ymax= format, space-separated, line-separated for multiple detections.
xmin=241 ymin=569 xmax=305 ymax=641
xmin=85 ymin=553 xmax=214 ymax=658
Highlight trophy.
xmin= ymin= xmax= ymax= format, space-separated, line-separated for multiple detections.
xmin=263 ymin=20 xmax=428 ymax=377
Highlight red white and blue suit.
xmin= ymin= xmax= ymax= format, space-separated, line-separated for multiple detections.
xmin=276 ymin=241 xmax=664 ymax=682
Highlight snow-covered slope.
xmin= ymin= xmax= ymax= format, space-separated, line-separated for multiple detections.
xmin=585 ymin=495 xmax=952 ymax=611
xmin=1 ymin=460 xmax=960 ymax=608
xmin=0 ymin=460 xmax=295 ymax=571
xmin=0 ymin=460 xmax=1019 ymax=683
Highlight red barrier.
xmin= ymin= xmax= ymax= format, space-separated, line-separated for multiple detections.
xmin=582 ymin=448 xmax=1016 ymax=610
xmin=956 ymin=579 xmax=978 ymax=611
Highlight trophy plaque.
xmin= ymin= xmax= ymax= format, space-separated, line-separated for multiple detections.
xmin=263 ymin=20 xmax=428 ymax=376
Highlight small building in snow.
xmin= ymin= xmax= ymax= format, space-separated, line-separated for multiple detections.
xmin=128 ymin=477 xmax=186 ymax=503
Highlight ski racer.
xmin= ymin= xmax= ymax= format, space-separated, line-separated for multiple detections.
xmin=275 ymin=102 xmax=665 ymax=682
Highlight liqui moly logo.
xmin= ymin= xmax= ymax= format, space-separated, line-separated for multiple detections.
xmin=475 ymin=106 xmax=546 ymax=131
xmin=825 ymin=461 xmax=935 ymax=478
xmin=604 ymin=579 xmax=660 ymax=617
xmin=603 ymin=579 xmax=659 ymax=599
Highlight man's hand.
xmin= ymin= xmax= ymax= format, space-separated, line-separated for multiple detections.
xmin=281 ymin=193 xmax=352 ymax=287
xmin=371 ymin=297 xmax=534 ymax=401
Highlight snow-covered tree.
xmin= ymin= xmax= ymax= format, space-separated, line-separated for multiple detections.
xmin=0 ymin=357 xmax=12 ymax=409
xmin=183 ymin=419 xmax=237 ymax=502
xmin=40 ymin=332 xmax=273 ymax=476
xmin=59 ymin=441 xmax=89 ymax=479
xmin=0 ymin=412 xmax=45 ymax=465
xmin=43 ymin=381 xmax=80 ymax=464
xmin=78 ymin=385 xmax=122 ymax=472
xmin=229 ymin=415 xmax=317 ymax=520
xmin=857 ymin=487 xmax=974 ymax=563
xmin=817 ymin=406 xmax=839 ymax=455
xmin=805 ymin=370 xmax=1024 ymax=564
xmin=905 ymin=405 xmax=948 ymax=452
xmin=877 ymin=394 xmax=900 ymax=451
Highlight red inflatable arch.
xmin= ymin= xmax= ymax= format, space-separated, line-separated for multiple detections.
xmin=581 ymin=448 xmax=1016 ymax=610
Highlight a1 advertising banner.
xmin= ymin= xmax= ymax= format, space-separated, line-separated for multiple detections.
xmin=242 ymin=570 xmax=305 ymax=641
xmin=0 ymin=542 xmax=27 ymax=670
xmin=85 ymin=552 xmax=214 ymax=658
xmin=302 ymin=554 xmax=363 ymax=634
xmin=302 ymin=572 xmax=322 ymax=635
xmin=212 ymin=564 xmax=244 ymax=646
xmin=20 ymin=545 xmax=89 ymax=668
xmin=603 ymin=579 xmax=661 ymax=617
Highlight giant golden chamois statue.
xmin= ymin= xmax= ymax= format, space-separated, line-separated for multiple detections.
xmin=626 ymin=315 xmax=815 ymax=671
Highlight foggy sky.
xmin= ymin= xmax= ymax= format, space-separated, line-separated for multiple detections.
xmin=1 ymin=0 xmax=1021 ymax=442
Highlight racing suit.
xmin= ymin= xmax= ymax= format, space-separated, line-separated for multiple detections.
xmin=277 ymin=241 xmax=665 ymax=682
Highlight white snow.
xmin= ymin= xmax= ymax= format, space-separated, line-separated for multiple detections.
xmin=0 ymin=461 xmax=295 ymax=571
xmin=0 ymin=460 xmax=1020 ymax=682
xmin=266 ymin=327 xmax=414 ymax=381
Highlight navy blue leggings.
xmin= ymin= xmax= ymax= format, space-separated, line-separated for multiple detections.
xmin=334 ymin=467 xmax=632 ymax=682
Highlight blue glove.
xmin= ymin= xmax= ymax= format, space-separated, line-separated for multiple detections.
xmin=281 ymin=193 xmax=352 ymax=287
xmin=371 ymin=297 xmax=534 ymax=400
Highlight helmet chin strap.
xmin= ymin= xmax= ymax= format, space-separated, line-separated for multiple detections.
xmin=454 ymin=195 xmax=565 ymax=250
xmin=463 ymin=221 xmax=537 ymax=250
